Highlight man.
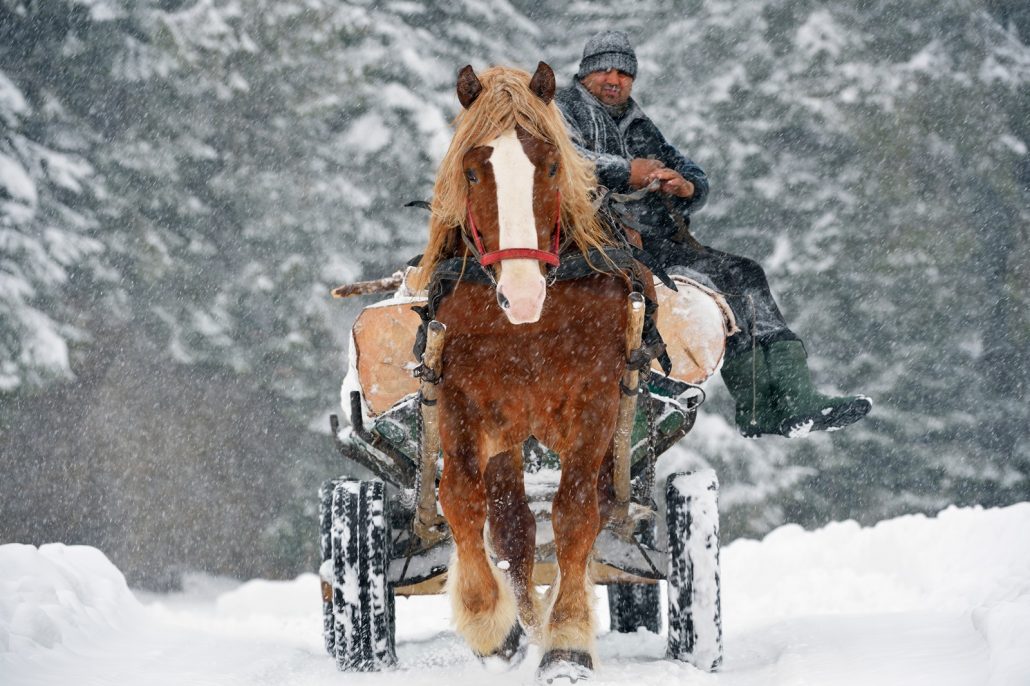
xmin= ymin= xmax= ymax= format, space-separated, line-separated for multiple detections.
xmin=556 ymin=30 xmax=871 ymax=437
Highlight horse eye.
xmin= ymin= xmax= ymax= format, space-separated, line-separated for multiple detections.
xmin=465 ymin=169 xmax=478 ymax=183
xmin=548 ymin=162 xmax=559 ymax=177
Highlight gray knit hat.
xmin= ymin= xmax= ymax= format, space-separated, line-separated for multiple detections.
xmin=576 ymin=30 xmax=637 ymax=80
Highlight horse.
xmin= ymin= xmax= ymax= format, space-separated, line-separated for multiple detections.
xmin=412 ymin=62 xmax=644 ymax=682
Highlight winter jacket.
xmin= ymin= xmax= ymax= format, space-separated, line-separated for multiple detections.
xmin=555 ymin=81 xmax=709 ymax=240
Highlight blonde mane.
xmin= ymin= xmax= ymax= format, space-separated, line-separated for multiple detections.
xmin=410 ymin=65 xmax=614 ymax=290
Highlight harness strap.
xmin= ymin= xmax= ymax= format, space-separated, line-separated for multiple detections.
xmin=465 ymin=189 xmax=562 ymax=268
xmin=431 ymin=247 xmax=636 ymax=286
xmin=481 ymin=248 xmax=559 ymax=267
xmin=411 ymin=246 xmax=673 ymax=376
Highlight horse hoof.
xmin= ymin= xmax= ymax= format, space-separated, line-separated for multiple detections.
xmin=536 ymin=649 xmax=593 ymax=684
xmin=478 ymin=624 xmax=528 ymax=672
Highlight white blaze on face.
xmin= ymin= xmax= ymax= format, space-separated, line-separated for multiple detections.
xmin=488 ymin=129 xmax=546 ymax=324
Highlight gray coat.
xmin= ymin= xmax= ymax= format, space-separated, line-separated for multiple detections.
xmin=556 ymin=81 xmax=801 ymax=359
xmin=555 ymin=81 xmax=709 ymax=240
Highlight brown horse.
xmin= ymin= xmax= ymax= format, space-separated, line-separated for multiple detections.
xmin=416 ymin=63 xmax=638 ymax=682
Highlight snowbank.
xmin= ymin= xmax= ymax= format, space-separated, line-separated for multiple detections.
xmin=0 ymin=543 xmax=142 ymax=656
xmin=141 ymin=573 xmax=325 ymax=644
xmin=723 ymin=503 xmax=1030 ymax=686
xmin=724 ymin=503 xmax=1030 ymax=625
xmin=1 ymin=504 xmax=1028 ymax=685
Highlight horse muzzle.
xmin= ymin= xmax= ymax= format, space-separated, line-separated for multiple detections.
xmin=496 ymin=261 xmax=546 ymax=324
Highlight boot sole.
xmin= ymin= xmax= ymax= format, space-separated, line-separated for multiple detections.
xmin=781 ymin=395 xmax=872 ymax=438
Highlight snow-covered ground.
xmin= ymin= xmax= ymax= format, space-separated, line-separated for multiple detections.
xmin=2 ymin=504 xmax=1029 ymax=686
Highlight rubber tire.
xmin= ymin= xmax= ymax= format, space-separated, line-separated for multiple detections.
xmin=665 ymin=470 xmax=723 ymax=671
xmin=608 ymin=582 xmax=661 ymax=633
xmin=319 ymin=480 xmax=336 ymax=657
xmin=608 ymin=521 xmax=661 ymax=634
xmin=325 ymin=479 xmax=397 ymax=671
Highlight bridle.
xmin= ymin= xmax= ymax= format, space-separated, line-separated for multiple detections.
xmin=464 ymin=189 xmax=562 ymax=268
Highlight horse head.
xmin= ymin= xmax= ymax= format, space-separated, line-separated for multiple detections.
xmin=456 ymin=62 xmax=560 ymax=325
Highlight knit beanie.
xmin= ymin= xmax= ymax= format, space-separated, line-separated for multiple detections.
xmin=576 ymin=30 xmax=637 ymax=80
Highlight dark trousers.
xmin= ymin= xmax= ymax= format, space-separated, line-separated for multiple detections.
xmin=649 ymin=238 xmax=801 ymax=361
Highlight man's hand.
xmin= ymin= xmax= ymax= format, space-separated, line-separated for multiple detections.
xmin=629 ymin=158 xmax=666 ymax=188
xmin=649 ymin=167 xmax=695 ymax=198
xmin=628 ymin=158 xmax=695 ymax=198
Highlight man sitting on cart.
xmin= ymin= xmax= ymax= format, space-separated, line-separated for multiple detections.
xmin=555 ymin=30 xmax=871 ymax=438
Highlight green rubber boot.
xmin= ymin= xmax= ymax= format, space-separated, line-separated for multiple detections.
xmin=720 ymin=347 xmax=780 ymax=438
xmin=764 ymin=340 xmax=872 ymax=438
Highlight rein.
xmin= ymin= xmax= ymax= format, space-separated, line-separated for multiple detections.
xmin=464 ymin=190 xmax=562 ymax=268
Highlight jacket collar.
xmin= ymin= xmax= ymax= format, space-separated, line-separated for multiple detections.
xmin=573 ymin=81 xmax=647 ymax=135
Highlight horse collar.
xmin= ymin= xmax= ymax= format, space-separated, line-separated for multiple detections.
xmin=465 ymin=190 xmax=562 ymax=268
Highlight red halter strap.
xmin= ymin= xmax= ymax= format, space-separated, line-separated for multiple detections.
xmin=466 ymin=190 xmax=562 ymax=268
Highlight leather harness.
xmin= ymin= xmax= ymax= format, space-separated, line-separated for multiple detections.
xmin=464 ymin=190 xmax=563 ymax=268
xmin=410 ymin=245 xmax=671 ymax=378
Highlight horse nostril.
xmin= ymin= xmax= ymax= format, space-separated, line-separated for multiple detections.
xmin=496 ymin=289 xmax=511 ymax=309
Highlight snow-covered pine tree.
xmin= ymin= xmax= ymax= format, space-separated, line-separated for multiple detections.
xmin=0 ymin=4 xmax=105 ymax=391
xmin=0 ymin=0 xmax=1026 ymax=582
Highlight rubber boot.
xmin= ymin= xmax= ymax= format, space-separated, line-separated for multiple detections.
xmin=764 ymin=340 xmax=872 ymax=438
xmin=720 ymin=347 xmax=780 ymax=438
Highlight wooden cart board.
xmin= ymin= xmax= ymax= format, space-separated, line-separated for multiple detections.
xmin=351 ymin=296 xmax=424 ymax=416
xmin=394 ymin=560 xmax=657 ymax=597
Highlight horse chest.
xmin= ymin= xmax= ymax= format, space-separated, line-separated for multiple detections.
xmin=426 ymin=275 xmax=628 ymax=458
xmin=433 ymin=279 xmax=627 ymax=390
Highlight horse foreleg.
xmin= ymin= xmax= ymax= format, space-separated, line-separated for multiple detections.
xmin=484 ymin=449 xmax=540 ymax=639
xmin=595 ymin=441 xmax=616 ymax=535
xmin=542 ymin=441 xmax=608 ymax=675
xmin=439 ymin=443 xmax=518 ymax=659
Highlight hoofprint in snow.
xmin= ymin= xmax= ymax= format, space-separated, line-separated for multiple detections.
xmin=3 ymin=505 xmax=1029 ymax=686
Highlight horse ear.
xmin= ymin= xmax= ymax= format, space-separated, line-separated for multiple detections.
xmin=529 ymin=61 xmax=556 ymax=105
xmin=457 ymin=65 xmax=483 ymax=109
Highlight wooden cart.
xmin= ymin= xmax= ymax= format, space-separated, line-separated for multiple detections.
xmin=319 ymin=282 xmax=727 ymax=673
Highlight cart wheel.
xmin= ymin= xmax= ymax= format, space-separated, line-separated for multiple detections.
xmin=608 ymin=582 xmax=661 ymax=633
xmin=319 ymin=480 xmax=336 ymax=657
xmin=665 ymin=470 xmax=722 ymax=671
xmin=608 ymin=521 xmax=661 ymax=634
xmin=321 ymin=479 xmax=397 ymax=671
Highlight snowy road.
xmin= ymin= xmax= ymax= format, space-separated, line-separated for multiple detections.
xmin=3 ymin=504 xmax=1029 ymax=686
